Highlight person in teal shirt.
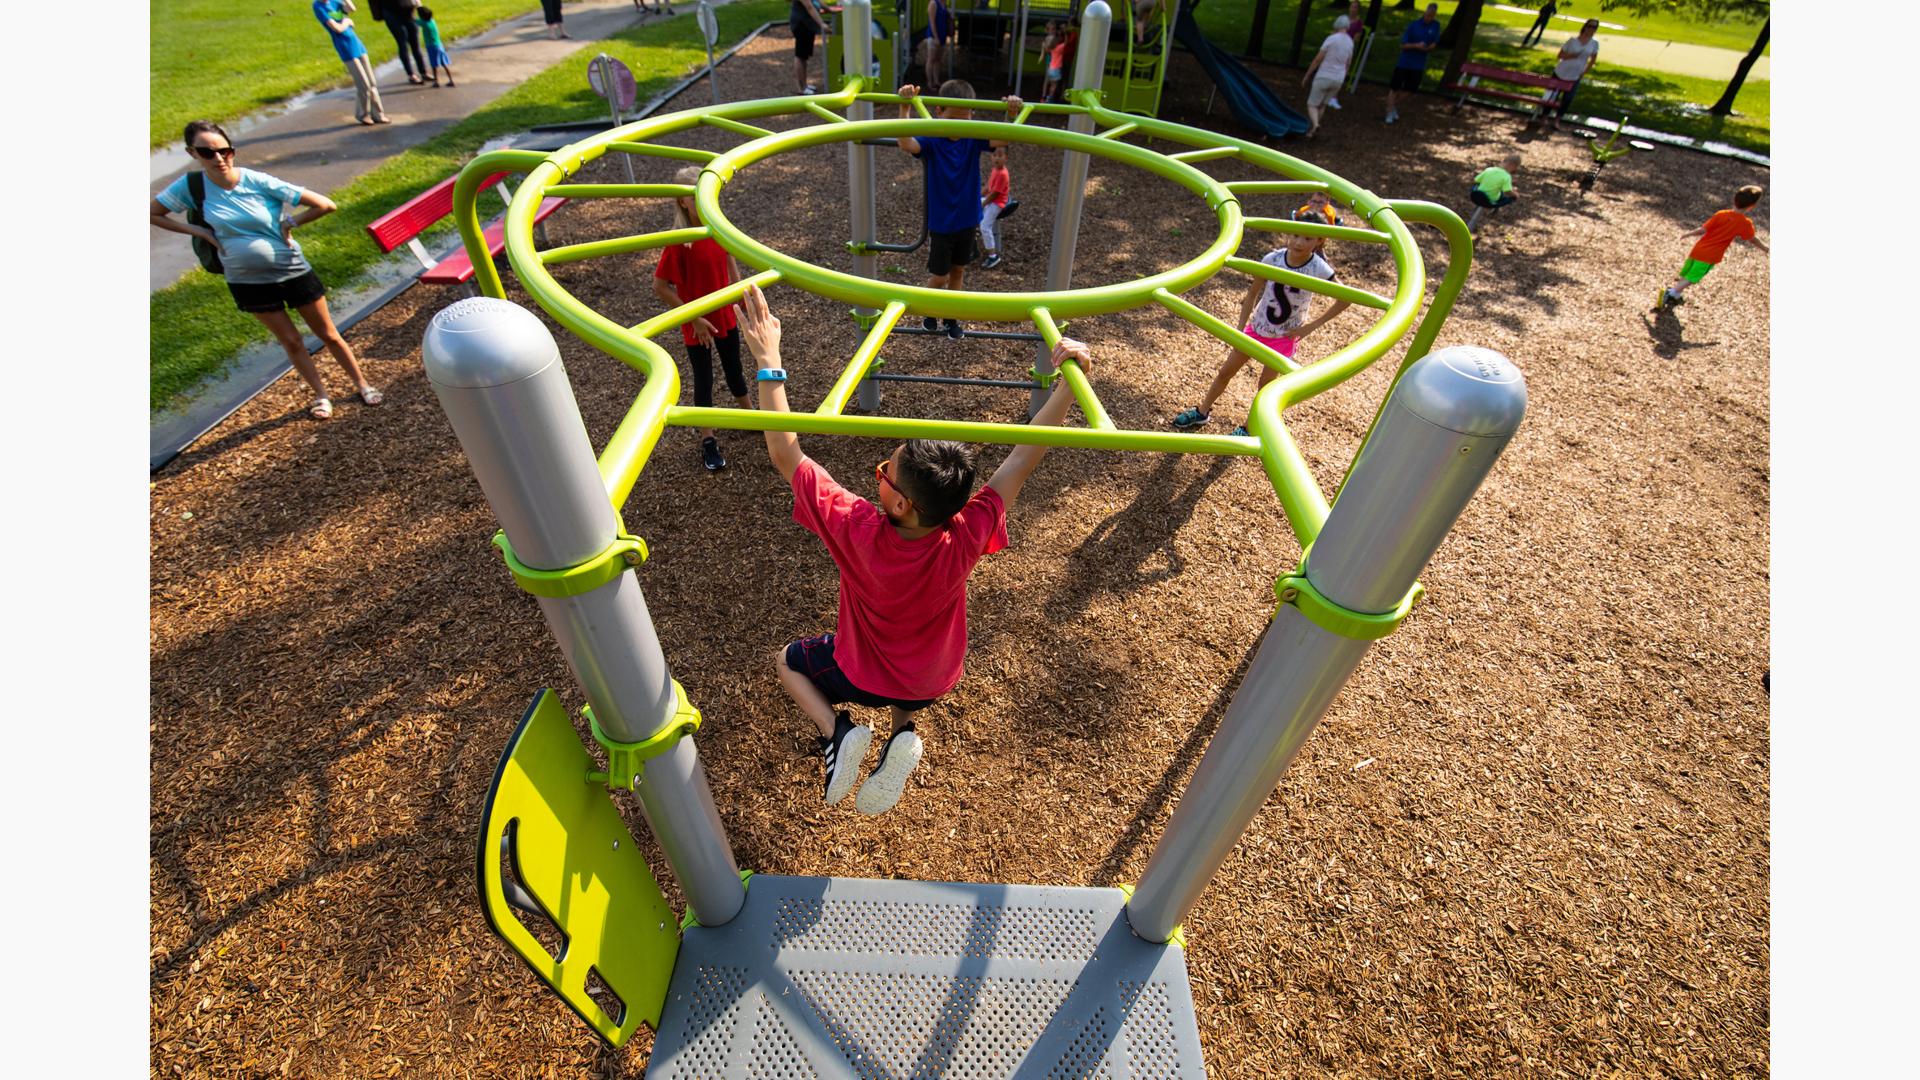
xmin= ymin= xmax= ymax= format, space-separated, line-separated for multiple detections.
xmin=312 ymin=1 xmax=389 ymax=124
xmin=417 ymin=6 xmax=455 ymax=86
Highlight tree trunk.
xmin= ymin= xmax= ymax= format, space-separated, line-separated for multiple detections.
xmin=1366 ymin=0 xmax=1384 ymax=30
xmin=1247 ymin=0 xmax=1273 ymax=59
xmin=1290 ymin=0 xmax=1314 ymax=65
xmin=1710 ymin=18 xmax=1767 ymax=116
xmin=1438 ymin=0 xmax=1483 ymax=88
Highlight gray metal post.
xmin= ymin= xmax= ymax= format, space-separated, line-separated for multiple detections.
xmin=423 ymin=297 xmax=746 ymax=929
xmin=842 ymin=0 xmax=884 ymax=414
xmin=1125 ymin=347 xmax=1528 ymax=943
xmin=1031 ymin=0 xmax=1111 ymax=414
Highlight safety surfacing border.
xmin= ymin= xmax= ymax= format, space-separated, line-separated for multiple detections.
xmin=650 ymin=874 xmax=1206 ymax=1078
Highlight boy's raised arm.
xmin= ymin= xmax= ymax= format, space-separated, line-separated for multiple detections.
xmin=986 ymin=339 xmax=1091 ymax=507
xmin=738 ymin=284 xmax=804 ymax=483
xmin=895 ymin=84 xmax=922 ymax=155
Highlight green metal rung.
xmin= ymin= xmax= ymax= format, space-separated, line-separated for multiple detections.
xmin=585 ymin=678 xmax=704 ymax=791
xmin=493 ymin=530 xmax=648 ymax=598
xmin=477 ymin=689 xmax=680 ymax=1046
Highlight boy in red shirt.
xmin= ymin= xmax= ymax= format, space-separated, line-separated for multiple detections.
xmin=653 ymin=165 xmax=750 ymax=470
xmin=1656 ymin=185 xmax=1768 ymax=310
xmin=735 ymin=283 xmax=1092 ymax=814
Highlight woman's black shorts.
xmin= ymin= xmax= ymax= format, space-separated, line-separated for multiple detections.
xmin=792 ymin=18 xmax=817 ymax=60
xmin=227 ymin=269 xmax=327 ymax=314
xmin=784 ymin=633 xmax=939 ymax=712
xmin=1389 ymin=66 xmax=1423 ymax=92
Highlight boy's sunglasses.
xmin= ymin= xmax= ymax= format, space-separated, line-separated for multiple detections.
xmin=192 ymin=145 xmax=236 ymax=160
xmin=876 ymin=460 xmax=916 ymax=510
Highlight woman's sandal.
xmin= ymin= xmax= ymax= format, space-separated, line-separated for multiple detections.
xmin=357 ymin=386 xmax=385 ymax=407
xmin=310 ymin=398 xmax=334 ymax=420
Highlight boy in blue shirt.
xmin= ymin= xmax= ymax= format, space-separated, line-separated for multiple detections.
xmin=1385 ymin=3 xmax=1441 ymax=125
xmin=895 ymin=81 xmax=1023 ymax=338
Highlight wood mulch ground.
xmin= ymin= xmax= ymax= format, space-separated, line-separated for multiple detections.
xmin=151 ymin=29 xmax=1769 ymax=1079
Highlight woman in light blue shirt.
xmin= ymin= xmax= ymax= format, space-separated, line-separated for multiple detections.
xmin=151 ymin=121 xmax=383 ymax=420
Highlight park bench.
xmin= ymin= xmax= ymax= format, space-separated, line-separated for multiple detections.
xmin=367 ymin=171 xmax=568 ymax=290
xmin=1441 ymin=61 xmax=1574 ymax=114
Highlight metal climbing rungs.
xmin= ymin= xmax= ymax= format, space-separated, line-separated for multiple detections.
xmin=650 ymin=874 xmax=1207 ymax=1078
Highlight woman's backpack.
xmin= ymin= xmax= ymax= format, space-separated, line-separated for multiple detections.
xmin=185 ymin=172 xmax=224 ymax=276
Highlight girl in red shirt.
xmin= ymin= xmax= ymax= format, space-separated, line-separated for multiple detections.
xmin=979 ymin=146 xmax=1011 ymax=270
xmin=653 ymin=165 xmax=750 ymax=470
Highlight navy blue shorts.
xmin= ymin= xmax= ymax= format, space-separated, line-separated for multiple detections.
xmin=784 ymin=633 xmax=938 ymax=712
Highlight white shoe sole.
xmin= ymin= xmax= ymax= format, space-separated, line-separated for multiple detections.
xmin=824 ymin=725 xmax=872 ymax=806
xmin=855 ymin=731 xmax=923 ymax=816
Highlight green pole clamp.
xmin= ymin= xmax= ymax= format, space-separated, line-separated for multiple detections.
xmin=492 ymin=530 xmax=648 ymax=599
xmin=848 ymin=306 xmax=880 ymax=330
xmin=681 ymin=870 xmax=756 ymax=931
xmin=1273 ymin=545 xmax=1423 ymax=641
xmin=1027 ymin=365 xmax=1062 ymax=389
xmin=1114 ymin=884 xmax=1186 ymax=949
xmin=585 ymin=678 xmax=704 ymax=790
xmin=846 ymin=241 xmax=875 ymax=256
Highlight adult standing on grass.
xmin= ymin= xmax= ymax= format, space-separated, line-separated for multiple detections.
xmin=372 ymin=0 xmax=431 ymax=85
xmin=1384 ymin=3 xmax=1441 ymax=125
xmin=313 ymin=0 xmax=390 ymax=125
xmin=1521 ymin=0 xmax=1559 ymax=49
xmin=791 ymin=0 xmax=832 ymax=94
xmin=1301 ymin=15 xmax=1355 ymax=138
xmin=1546 ymin=18 xmax=1600 ymax=132
xmin=541 ymin=0 xmax=569 ymax=39
xmin=150 ymin=122 xmax=385 ymax=421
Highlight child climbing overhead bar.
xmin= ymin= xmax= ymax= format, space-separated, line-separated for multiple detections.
xmin=894 ymin=81 xmax=1024 ymax=338
xmin=735 ymin=282 xmax=1092 ymax=817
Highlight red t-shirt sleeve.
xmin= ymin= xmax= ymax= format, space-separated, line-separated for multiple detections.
xmin=1736 ymin=214 xmax=1756 ymax=241
xmin=791 ymin=457 xmax=862 ymax=542
xmin=950 ymin=484 xmax=1009 ymax=558
xmin=653 ymin=243 xmax=681 ymax=284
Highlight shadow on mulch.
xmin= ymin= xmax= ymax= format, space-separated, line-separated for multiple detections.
xmin=152 ymin=28 xmax=1770 ymax=1080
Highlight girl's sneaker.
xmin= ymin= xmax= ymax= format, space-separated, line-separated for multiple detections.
xmin=982 ymin=252 xmax=1002 ymax=270
xmin=1230 ymin=424 xmax=1250 ymax=438
xmin=1170 ymin=406 xmax=1210 ymax=430
xmin=819 ymin=712 xmax=872 ymax=806
xmin=855 ymin=723 xmax=923 ymax=815
xmin=701 ymin=436 xmax=726 ymax=471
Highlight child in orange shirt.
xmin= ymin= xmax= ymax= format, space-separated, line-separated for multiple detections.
xmin=1656 ymin=185 xmax=1768 ymax=310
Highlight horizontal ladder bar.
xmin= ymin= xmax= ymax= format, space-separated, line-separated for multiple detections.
xmin=541 ymin=226 xmax=708 ymax=265
xmin=1244 ymin=217 xmax=1392 ymax=244
xmin=871 ymin=374 xmax=1044 ymax=389
xmin=664 ymin=407 xmax=1262 ymax=456
xmin=1031 ymin=308 xmax=1112 ymax=430
xmin=803 ymin=101 xmax=849 ymax=124
xmin=1098 ymin=122 xmax=1139 ymax=141
xmin=1225 ymin=256 xmax=1392 ymax=311
xmin=701 ymin=115 xmax=776 ymax=138
xmin=819 ymin=300 xmax=908 ymax=416
xmin=607 ymin=142 xmax=719 ymax=163
xmin=543 ymin=183 xmax=696 ymax=199
xmin=632 ymin=269 xmax=783 ymax=339
xmin=1169 ymin=146 xmax=1239 ymax=163
xmin=1152 ymin=289 xmax=1301 ymax=376
xmin=1223 ymin=180 xmax=1329 ymax=196
xmin=890 ymin=325 xmax=1047 ymax=343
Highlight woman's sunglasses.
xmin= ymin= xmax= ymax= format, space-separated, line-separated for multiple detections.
xmin=192 ymin=145 xmax=236 ymax=161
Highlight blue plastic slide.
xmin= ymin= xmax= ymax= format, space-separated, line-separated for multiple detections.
xmin=1173 ymin=3 xmax=1310 ymax=138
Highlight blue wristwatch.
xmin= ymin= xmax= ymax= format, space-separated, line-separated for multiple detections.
xmin=755 ymin=367 xmax=788 ymax=383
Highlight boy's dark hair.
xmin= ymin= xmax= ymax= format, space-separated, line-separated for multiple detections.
xmin=895 ymin=440 xmax=979 ymax=525
xmin=938 ymin=79 xmax=976 ymax=100
xmin=1733 ymin=185 xmax=1763 ymax=209
xmin=418 ymin=5 xmax=434 ymax=19
xmin=183 ymin=119 xmax=232 ymax=147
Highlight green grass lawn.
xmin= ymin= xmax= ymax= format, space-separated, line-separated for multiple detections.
xmin=150 ymin=0 xmax=787 ymax=410
xmin=151 ymin=0 xmax=537 ymax=148
xmin=1188 ymin=0 xmax=1768 ymax=151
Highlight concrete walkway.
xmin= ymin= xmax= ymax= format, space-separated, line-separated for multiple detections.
xmin=1478 ymin=21 xmax=1769 ymax=83
xmin=149 ymin=0 xmax=684 ymax=292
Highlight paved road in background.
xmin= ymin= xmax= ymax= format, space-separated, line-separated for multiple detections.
xmin=150 ymin=0 xmax=687 ymax=292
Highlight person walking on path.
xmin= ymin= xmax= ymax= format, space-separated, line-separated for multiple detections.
xmin=541 ymin=0 xmax=569 ymax=39
xmin=373 ymin=0 xmax=431 ymax=85
xmin=1521 ymin=0 xmax=1559 ymax=49
xmin=1384 ymin=4 xmax=1441 ymax=124
xmin=151 ymin=122 xmax=384 ymax=420
xmin=1544 ymin=18 xmax=1600 ymax=132
xmin=417 ymin=6 xmax=455 ymax=85
xmin=313 ymin=1 xmax=390 ymax=124
xmin=1302 ymin=15 xmax=1355 ymax=138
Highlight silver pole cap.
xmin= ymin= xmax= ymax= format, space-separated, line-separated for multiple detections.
xmin=1392 ymin=346 xmax=1528 ymax=438
xmin=423 ymin=297 xmax=561 ymax=390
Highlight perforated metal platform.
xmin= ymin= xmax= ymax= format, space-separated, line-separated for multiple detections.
xmin=649 ymin=875 xmax=1206 ymax=1078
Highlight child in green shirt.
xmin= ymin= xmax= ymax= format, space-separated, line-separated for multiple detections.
xmin=1466 ymin=152 xmax=1520 ymax=231
xmin=417 ymin=6 xmax=454 ymax=87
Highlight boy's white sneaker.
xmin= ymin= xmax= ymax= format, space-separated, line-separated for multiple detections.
xmin=855 ymin=723 xmax=923 ymax=816
xmin=819 ymin=712 xmax=872 ymax=806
